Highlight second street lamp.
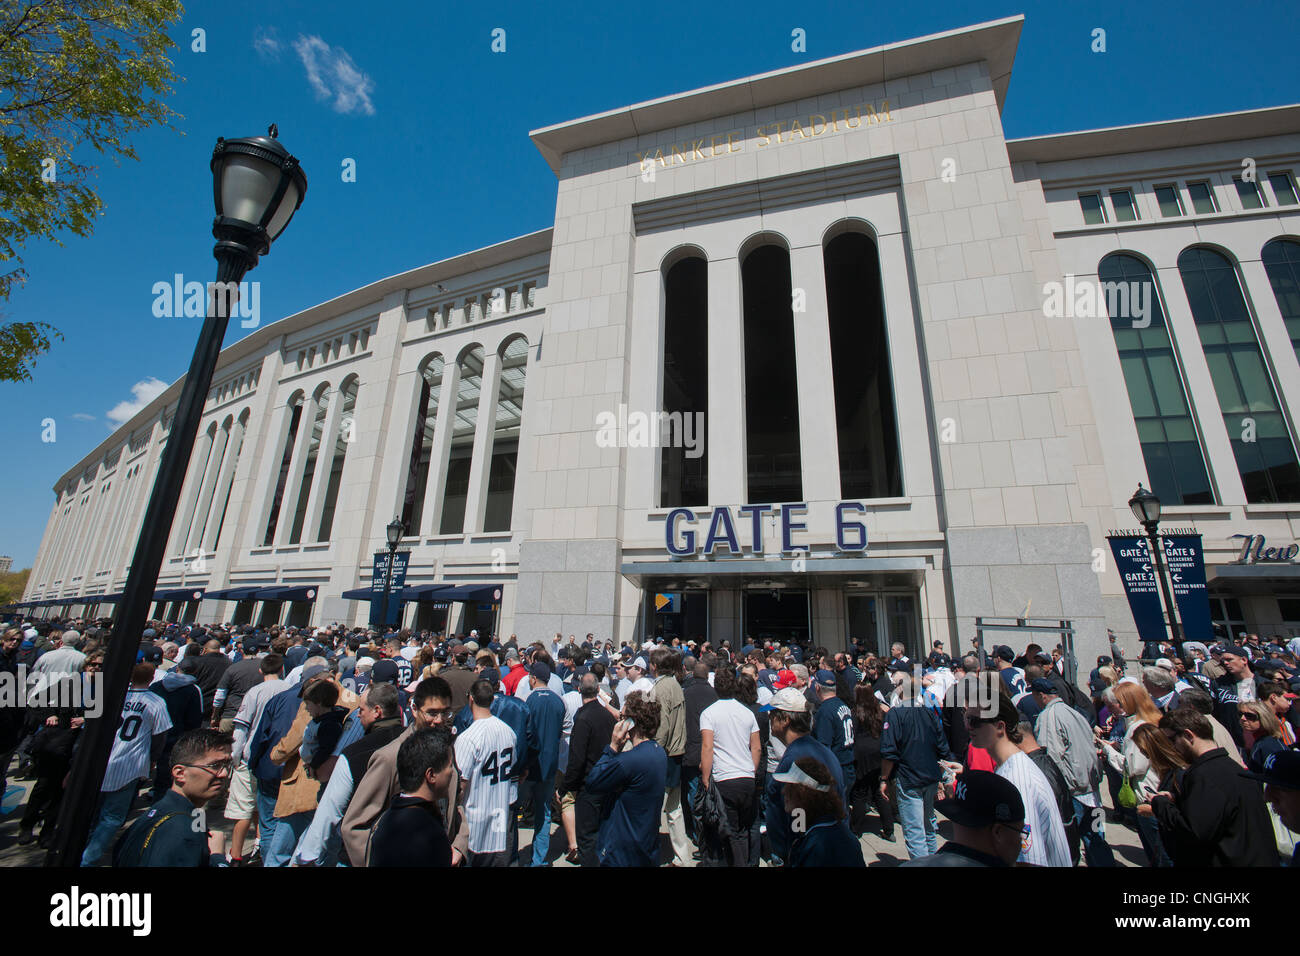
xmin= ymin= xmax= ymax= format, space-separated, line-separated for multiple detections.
xmin=47 ymin=127 xmax=306 ymax=866
xmin=378 ymin=516 xmax=405 ymax=634
xmin=1129 ymin=483 xmax=1183 ymax=653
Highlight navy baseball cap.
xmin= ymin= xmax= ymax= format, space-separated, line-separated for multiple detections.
xmin=371 ymin=659 xmax=400 ymax=684
xmin=814 ymin=669 xmax=836 ymax=689
xmin=1239 ymin=749 xmax=1300 ymax=790
xmin=531 ymin=661 xmax=552 ymax=683
xmin=1029 ymin=678 xmax=1057 ymax=694
xmin=994 ymin=645 xmax=1015 ymax=663
xmin=936 ymin=771 xmax=1025 ymax=828
xmin=297 ymin=664 xmax=329 ymax=694
xmin=139 ymin=644 xmax=163 ymax=664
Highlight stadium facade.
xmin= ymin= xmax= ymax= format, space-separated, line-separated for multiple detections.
xmin=20 ymin=16 xmax=1300 ymax=668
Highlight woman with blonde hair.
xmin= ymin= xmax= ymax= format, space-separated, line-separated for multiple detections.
xmin=1238 ymin=700 xmax=1288 ymax=773
xmin=1095 ymin=681 xmax=1169 ymax=865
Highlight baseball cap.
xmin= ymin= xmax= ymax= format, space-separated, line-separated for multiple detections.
xmin=814 ymin=669 xmax=836 ymax=689
xmin=994 ymin=645 xmax=1015 ymax=663
xmin=1029 ymin=678 xmax=1057 ymax=694
xmin=1221 ymin=645 xmax=1248 ymax=657
xmin=767 ymin=687 xmax=809 ymax=713
xmin=297 ymin=664 xmax=329 ymax=694
xmin=632 ymin=656 xmax=649 ymax=670
xmin=772 ymin=761 xmax=831 ymax=791
xmin=371 ymin=659 xmax=400 ymax=684
xmin=1096 ymin=655 xmax=1113 ymax=666
xmin=139 ymin=644 xmax=163 ymax=664
xmin=530 ymin=661 xmax=552 ymax=683
xmin=773 ymin=669 xmax=798 ymax=689
xmin=1154 ymin=658 xmax=1175 ymax=672
xmin=464 ymin=641 xmax=480 ymax=652
xmin=504 ymin=648 xmax=519 ymax=662
xmin=935 ymin=771 xmax=1026 ymax=828
xmin=1239 ymin=749 xmax=1300 ymax=790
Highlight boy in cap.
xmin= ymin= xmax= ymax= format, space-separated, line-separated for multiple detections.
xmin=900 ymin=770 xmax=1026 ymax=867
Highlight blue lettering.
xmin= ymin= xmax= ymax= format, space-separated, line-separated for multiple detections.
xmin=737 ymin=504 xmax=770 ymax=554
xmin=703 ymin=507 xmax=741 ymax=555
xmin=666 ymin=508 xmax=696 ymax=556
xmin=835 ymin=502 xmax=868 ymax=551
xmin=781 ymin=502 xmax=808 ymax=553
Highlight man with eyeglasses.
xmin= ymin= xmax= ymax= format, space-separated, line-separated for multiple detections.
xmin=114 ymin=728 xmax=233 ymax=867
xmin=340 ymin=676 xmax=469 ymax=865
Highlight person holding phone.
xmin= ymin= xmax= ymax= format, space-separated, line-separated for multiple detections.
xmin=583 ymin=692 xmax=667 ymax=866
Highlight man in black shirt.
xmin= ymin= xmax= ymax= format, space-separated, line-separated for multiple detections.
xmin=562 ymin=673 xmax=617 ymax=866
xmin=369 ymin=728 xmax=455 ymax=867
xmin=185 ymin=639 xmax=232 ymax=710
xmin=900 ymin=770 xmax=1024 ymax=868
xmin=115 ymin=729 xmax=232 ymax=867
xmin=212 ymin=635 xmax=266 ymax=732
xmin=682 ymin=658 xmax=719 ymax=842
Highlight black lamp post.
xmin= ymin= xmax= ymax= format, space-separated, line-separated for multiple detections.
xmin=47 ymin=127 xmax=306 ymax=866
xmin=378 ymin=516 xmax=405 ymax=635
xmin=1129 ymin=483 xmax=1183 ymax=651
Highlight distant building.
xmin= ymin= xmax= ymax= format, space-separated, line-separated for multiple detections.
xmin=0 ymin=556 xmax=11 ymax=574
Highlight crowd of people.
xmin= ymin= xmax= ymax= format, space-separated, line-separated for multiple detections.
xmin=1 ymin=615 xmax=1297 ymax=868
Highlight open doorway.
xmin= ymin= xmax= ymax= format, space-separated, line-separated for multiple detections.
xmin=743 ymin=589 xmax=810 ymax=648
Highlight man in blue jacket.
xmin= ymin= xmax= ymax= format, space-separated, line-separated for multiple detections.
xmin=524 ymin=661 xmax=565 ymax=865
xmin=584 ymin=693 xmax=666 ymax=866
xmin=811 ymin=670 xmax=857 ymax=794
xmin=764 ymin=687 xmax=845 ymax=861
xmin=880 ymin=676 xmax=952 ymax=861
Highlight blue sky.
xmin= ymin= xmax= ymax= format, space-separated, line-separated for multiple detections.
xmin=2 ymin=0 xmax=1296 ymax=568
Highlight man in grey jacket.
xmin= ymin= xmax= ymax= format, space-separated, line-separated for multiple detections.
xmin=1031 ymin=678 xmax=1114 ymax=867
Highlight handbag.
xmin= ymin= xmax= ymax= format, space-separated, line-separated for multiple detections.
xmin=1117 ymin=775 xmax=1137 ymax=809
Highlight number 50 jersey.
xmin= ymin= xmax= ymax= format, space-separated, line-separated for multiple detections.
xmin=454 ymin=714 xmax=519 ymax=854
xmin=102 ymin=687 xmax=174 ymax=792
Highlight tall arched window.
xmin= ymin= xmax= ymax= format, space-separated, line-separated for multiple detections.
xmin=661 ymin=254 xmax=708 ymax=507
xmin=318 ymin=377 xmax=359 ymax=541
xmin=484 ymin=336 xmax=528 ymax=532
xmin=211 ymin=410 xmax=250 ymax=550
xmin=175 ymin=423 xmax=217 ymax=553
xmin=1262 ymin=238 xmax=1300 ymax=361
xmin=824 ymin=228 xmax=902 ymax=498
xmin=1101 ymin=253 xmax=1213 ymax=504
xmin=289 ymin=384 xmax=331 ymax=543
xmin=1178 ymin=246 xmax=1300 ymax=502
xmin=401 ymin=354 xmax=444 ymax=533
xmin=440 ymin=346 xmax=484 ymax=534
xmin=742 ymin=240 xmax=802 ymax=503
xmin=263 ymin=392 xmax=304 ymax=545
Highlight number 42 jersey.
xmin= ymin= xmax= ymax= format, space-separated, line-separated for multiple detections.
xmin=454 ymin=714 xmax=519 ymax=854
xmin=102 ymin=688 xmax=173 ymax=792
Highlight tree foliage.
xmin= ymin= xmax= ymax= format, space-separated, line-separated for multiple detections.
xmin=0 ymin=0 xmax=184 ymax=380
xmin=0 ymin=567 xmax=31 ymax=606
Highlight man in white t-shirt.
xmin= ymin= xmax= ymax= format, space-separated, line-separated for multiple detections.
xmin=81 ymin=662 xmax=173 ymax=866
xmin=965 ymin=695 xmax=1071 ymax=867
xmin=627 ymin=657 xmax=655 ymax=696
xmin=456 ymin=678 xmax=519 ymax=866
xmin=699 ymin=666 xmax=761 ymax=866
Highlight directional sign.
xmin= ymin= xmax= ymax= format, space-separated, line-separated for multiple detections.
xmin=369 ymin=551 xmax=410 ymax=628
xmin=1107 ymin=534 xmax=1168 ymax=646
xmin=1160 ymin=534 xmax=1213 ymax=643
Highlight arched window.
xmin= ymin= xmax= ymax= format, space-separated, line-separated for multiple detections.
xmin=318 ymin=377 xmax=359 ymax=541
xmin=289 ymin=385 xmax=331 ymax=543
xmin=660 ymin=254 xmax=708 ymax=507
xmin=1261 ymin=238 xmax=1300 ymax=361
xmin=1178 ymin=246 xmax=1300 ymax=502
xmin=1100 ymin=253 xmax=1212 ymax=504
xmin=175 ymin=423 xmax=218 ymax=553
xmin=211 ymin=410 xmax=250 ymax=550
xmin=263 ymin=392 xmax=304 ymax=545
xmin=484 ymin=336 xmax=528 ymax=532
xmin=401 ymin=354 xmax=444 ymax=533
xmin=440 ymin=346 xmax=484 ymax=534
xmin=741 ymin=240 xmax=802 ymax=503
xmin=824 ymin=228 xmax=902 ymax=498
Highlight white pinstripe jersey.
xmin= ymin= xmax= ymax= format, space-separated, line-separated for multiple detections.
xmin=995 ymin=751 xmax=1072 ymax=867
xmin=102 ymin=689 xmax=172 ymax=792
xmin=455 ymin=715 xmax=518 ymax=854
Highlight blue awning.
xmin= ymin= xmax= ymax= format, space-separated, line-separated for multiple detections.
xmin=154 ymin=588 xmax=205 ymax=602
xmin=256 ymin=585 xmax=320 ymax=602
xmin=397 ymin=583 xmax=456 ymax=602
xmin=341 ymin=587 xmax=374 ymax=600
xmin=202 ymin=586 xmax=263 ymax=601
xmin=435 ymin=584 xmax=504 ymax=603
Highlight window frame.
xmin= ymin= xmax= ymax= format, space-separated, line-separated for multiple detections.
xmin=1108 ymin=187 xmax=1139 ymax=222
xmin=1233 ymin=175 xmax=1266 ymax=210
xmin=1185 ymin=180 xmax=1219 ymax=215
xmin=1267 ymin=170 xmax=1299 ymax=207
xmin=1153 ymin=183 xmax=1185 ymax=218
xmin=1078 ymin=191 xmax=1107 ymax=225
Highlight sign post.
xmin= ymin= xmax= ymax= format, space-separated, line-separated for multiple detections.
xmin=1107 ymin=534 xmax=1170 ymax=647
xmin=370 ymin=550 xmax=410 ymax=629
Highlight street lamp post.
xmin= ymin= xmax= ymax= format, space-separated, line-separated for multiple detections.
xmin=1129 ymin=483 xmax=1183 ymax=652
xmin=47 ymin=127 xmax=306 ymax=866
xmin=378 ymin=517 xmax=405 ymax=635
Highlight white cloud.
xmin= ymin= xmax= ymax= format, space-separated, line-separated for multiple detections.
xmin=293 ymin=34 xmax=376 ymax=116
xmin=253 ymin=26 xmax=282 ymax=60
xmin=71 ymin=413 xmax=96 ymax=422
xmin=107 ymin=378 xmax=168 ymax=426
